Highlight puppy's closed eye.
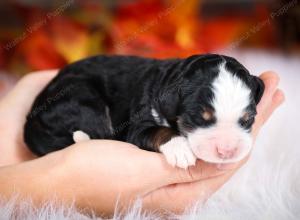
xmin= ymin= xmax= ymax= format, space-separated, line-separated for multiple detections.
xmin=239 ymin=112 xmax=256 ymax=128
xmin=241 ymin=112 xmax=250 ymax=122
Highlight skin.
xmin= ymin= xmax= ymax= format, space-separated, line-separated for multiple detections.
xmin=0 ymin=70 xmax=284 ymax=217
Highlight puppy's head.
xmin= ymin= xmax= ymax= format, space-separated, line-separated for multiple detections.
xmin=177 ymin=54 xmax=264 ymax=163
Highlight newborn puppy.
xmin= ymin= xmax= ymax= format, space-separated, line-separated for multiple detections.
xmin=24 ymin=54 xmax=264 ymax=168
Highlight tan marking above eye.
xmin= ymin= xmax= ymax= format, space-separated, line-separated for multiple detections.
xmin=202 ymin=110 xmax=213 ymax=121
xmin=242 ymin=112 xmax=250 ymax=121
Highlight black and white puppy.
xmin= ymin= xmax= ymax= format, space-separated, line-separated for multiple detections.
xmin=24 ymin=54 xmax=264 ymax=168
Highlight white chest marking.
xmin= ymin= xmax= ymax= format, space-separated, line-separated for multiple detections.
xmin=151 ymin=107 xmax=170 ymax=127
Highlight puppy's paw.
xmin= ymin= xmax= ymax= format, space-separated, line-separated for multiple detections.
xmin=159 ymin=136 xmax=196 ymax=169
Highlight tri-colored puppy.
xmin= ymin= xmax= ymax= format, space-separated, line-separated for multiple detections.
xmin=24 ymin=54 xmax=264 ymax=168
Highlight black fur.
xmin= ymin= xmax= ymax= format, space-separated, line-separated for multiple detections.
xmin=24 ymin=54 xmax=264 ymax=156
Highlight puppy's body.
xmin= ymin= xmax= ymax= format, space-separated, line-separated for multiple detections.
xmin=24 ymin=54 xmax=264 ymax=168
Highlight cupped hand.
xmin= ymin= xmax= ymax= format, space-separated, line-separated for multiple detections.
xmin=0 ymin=70 xmax=284 ymax=216
xmin=0 ymin=71 xmax=58 ymax=166
xmin=142 ymin=71 xmax=285 ymax=213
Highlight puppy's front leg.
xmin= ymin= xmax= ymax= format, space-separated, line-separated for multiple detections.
xmin=159 ymin=136 xmax=196 ymax=169
xmin=127 ymin=124 xmax=196 ymax=169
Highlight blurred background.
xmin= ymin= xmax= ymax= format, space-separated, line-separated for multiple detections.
xmin=0 ymin=0 xmax=299 ymax=97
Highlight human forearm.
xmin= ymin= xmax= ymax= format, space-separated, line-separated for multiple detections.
xmin=0 ymin=151 xmax=67 ymax=205
xmin=0 ymin=141 xmax=174 ymax=216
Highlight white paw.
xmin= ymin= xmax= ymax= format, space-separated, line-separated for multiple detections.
xmin=159 ymin=136 xmax=196 ymax=169
xmin=73 ymin=130 xmax=90 ymax=143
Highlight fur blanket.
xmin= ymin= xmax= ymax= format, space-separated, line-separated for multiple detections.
xmin=1 ymin=50 xmax=299 ymax=220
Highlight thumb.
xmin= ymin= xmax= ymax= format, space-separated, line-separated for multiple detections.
xmin=0 ymin=70 xmax=58 ymax=116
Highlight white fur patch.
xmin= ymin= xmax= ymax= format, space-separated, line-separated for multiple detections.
xmin=73 ymin=130 xmax=90 ymax=143
xmin=105 ymin=106 xmax=114 ymax=133
xmin=212 ymin=62 xmax=251 ymax=121
xmin=151 ymin=107 xmax=170 ymax=127
xmin=151 ymin=107 xmax=160 ymax=123
xmin=161 ymin=119 xmax=170 ymax=127
xmin=187 ymin=62 xmax=253 ymax=163
xmin=159 ymin=136 xmax=196 ymax=169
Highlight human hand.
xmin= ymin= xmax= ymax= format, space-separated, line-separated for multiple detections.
xmin=0 ymin=70 xmax=284 ymax=217
xmin=45 ymin=71 xmax=284 ymax=215
xmin=0 ymin=70 xmax=58 ymax=166
xmin=141 ymin=71 xmax=285 ymax=213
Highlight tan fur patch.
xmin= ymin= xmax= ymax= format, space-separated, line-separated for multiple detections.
xmin=152 ymin=127 xmax=177 ymax=151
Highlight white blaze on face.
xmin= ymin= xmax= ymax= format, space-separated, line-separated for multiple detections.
xmin=187 ymin=62 xmax=253 ymax=164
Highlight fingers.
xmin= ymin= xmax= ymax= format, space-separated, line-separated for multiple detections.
xmin=257 ymin=71 xmax=280 ymax=112
xmin=2 ymin=70 xmax=58 ymax=110
xmin=142 ymin=154 xmax=250 ymax=213
xmin=259 ymin=71 xmax=279 ymax=86
xmin=158 ymin=156 xmax=245 ymax=187
xmin=0 ymin=70 xmax=59 ymax=159
xmin=142 ymin=165 xmax=237 ymax=213
xmin=0 ymin=70 xmax=58 ymax=124
xmin=0 ymin=70 xmax=58 ymax=109
xmin=272 ymin=89 xmax=285 ymax=109
xmin=252 ymin=71 xmax=285 ymax=137
xmin=152 ymin=143 xmax=250 ymax=187
xmin=261 ymin=88 xmax=285 ymax=124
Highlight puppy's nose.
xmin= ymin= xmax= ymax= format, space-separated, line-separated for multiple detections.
xmin=217 ymin=146 xmax=237 ymax=159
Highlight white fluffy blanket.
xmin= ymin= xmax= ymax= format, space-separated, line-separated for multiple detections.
xmin=1 ymin=50 xmax=299 ymax=220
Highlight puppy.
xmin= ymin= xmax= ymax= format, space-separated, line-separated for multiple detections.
xmin=24 ymin=54 xmax=264 ymax=168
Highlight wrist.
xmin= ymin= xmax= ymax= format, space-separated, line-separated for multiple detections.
xmin=33 ymin=150 xmax=75 ymax=205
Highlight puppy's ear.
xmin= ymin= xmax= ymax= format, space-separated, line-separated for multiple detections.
xmin=251 ymin=76 xmax=265 ymax=104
